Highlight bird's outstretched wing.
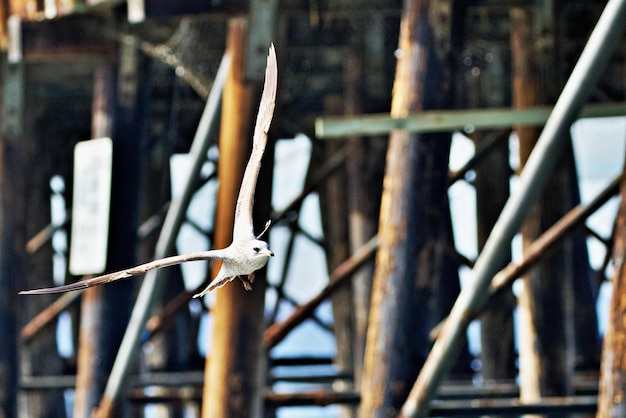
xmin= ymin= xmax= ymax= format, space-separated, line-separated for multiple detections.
xmin=19 ymin=250 xmax=227 ymax=295
xmin=20 ymin=44 xmax=279 ymax=296
xmin=232 ymin=44 xmax=278 ymax=241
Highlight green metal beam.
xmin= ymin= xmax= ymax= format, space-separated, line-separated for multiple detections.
xmin=315 ymin=102 xmax=626 ymax=138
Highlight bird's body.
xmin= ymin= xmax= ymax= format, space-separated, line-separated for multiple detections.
xmin=20 ymin=44 xmax=278 ymax=297
xmin=198 ymin=237 xmax=273 ymax=297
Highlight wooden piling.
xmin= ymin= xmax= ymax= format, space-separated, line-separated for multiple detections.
xmin=7 ymin=44 xmax=68 ymax=418
xmin=463 ymin=18 xmax=516 ymax=381
xmin=201 ymin=18 xmax=268 ymax=418
xmin=344 ymin=48 xmax=386 ymax=389
xmin=598 ymin=159 xmax=626 ymax=417
xmin=511 ymin=6 xmax=587 ymax=402
xmin=82 ymin=43 xmax=141 ymax=418
xmin=512 ymin=6 xmax=559 ymax=403
xmin=73 ymin=64 xmax=115 ymax=418
xmin=0 ymin=47 xmax=22 ymax=418
xmin=360 ymin=0 xmax=455 ymax=415
xmin=317 ymin=89 xmax=355 ymax=418
xmin=473 ymin=131 xmax=516 ymax=380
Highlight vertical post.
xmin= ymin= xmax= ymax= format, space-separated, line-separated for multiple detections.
xmin=598 ymin=155 xmax=626 ymax=417
xmin=202 ymin=18 xmax=267 ymax=418
xmin=5 ymin=28 xmax=66 ymax=417
xmin=512 ymin=6 xmax=587 ymax=401
xmin=510 ymin=7 xmax=547 ymax=404
xmin=74 ymin=43 xmax=142 ymax=416
xmin=316 ymin=64 xmax=354 ymax=418
xmin=360 ymin=0 xmax=425 ymax=409
xmin=473 ymin=130 xmax=516 ymax=381
xmin=344 ymin=50 xmax=385 ymax=391
xmin=462 ymin=10 xmax=516 ymax=382
xmin=95 ymin=50 xmax=229 ymax=418
xmin=360 ymin=0 xmax=455 ymax=415
xmin=0 ymin=51 xmax=21 ymax=418
xmin=74 ymin=286 xmax=106 ymax=417
xmin=73 ymin=64 xmax=115 ymax=418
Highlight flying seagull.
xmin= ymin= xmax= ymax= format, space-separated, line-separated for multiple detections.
xmin=20 ymin=44 xmax=278 ymax=298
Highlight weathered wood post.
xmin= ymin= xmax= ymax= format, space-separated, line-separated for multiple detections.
xmin=4 ymin=22 xmax=66 ymax=417
xmin=463 ymin=13 xmax=516 ymax=381
xmin=360 ymin=0 xmax=455 ymax=415
xmin=598 ymin=153 xmax=626 ymax=417
xmin=75 ymin=44 xmax=141 ymax=416
xmin=511 ymin=6 xmax=588 ymax=402
xmin=473 ymin=129 xmax=516 ymax=382
xmin=0 ymin=40 xmax=22 ymax=418
xmin=344 ymin=48 xmax=386 ymax=391
xmin=73 ymin=64 xmax=115 ymax=418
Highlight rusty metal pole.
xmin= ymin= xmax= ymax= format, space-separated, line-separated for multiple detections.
xmin=202 ymin=18 xmax=267 ymax=418
xmin=400 ymin=0 xmax=626 ymax=415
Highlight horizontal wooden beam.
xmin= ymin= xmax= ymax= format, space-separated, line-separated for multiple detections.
xmin=19 ymin=17 xmax=117 ymax=63
xmin=21 ymin=372 xmax=599 ymax=414
xmin=315 ymin=102 xmax=626 ymax=138
xmin=429 ymin=396 xmax=598 ymax=416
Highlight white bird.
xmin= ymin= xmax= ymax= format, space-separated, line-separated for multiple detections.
xmin=20 ymin=44 xmax=278 ymax=298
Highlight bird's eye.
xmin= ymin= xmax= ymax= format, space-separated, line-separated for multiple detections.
xmin=253 ymin=247 xmax=260 ymax=253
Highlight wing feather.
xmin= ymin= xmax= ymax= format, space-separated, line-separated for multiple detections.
xmin=232 ymin=44 xmax=278 ymax=240
xmin=19 ymin=249 xmax=227 ymax=295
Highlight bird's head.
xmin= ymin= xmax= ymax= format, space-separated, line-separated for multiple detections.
xmin=242 ymin=239 xmax=274 ymax=272
xmin=249 ymin=239 xmax=274 ymax=259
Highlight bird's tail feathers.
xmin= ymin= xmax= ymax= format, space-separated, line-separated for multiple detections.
xmin=193 ymin=276 xmax=235 ymax=298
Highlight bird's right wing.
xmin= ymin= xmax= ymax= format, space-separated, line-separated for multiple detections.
xmin=232 ymin=44 xmax=278 ymax=241
xmin=19 ymin=249 xmax=227 ymax=295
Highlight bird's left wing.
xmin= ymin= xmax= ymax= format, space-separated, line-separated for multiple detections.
xmin=19 ymin=249 xmax=227 ymax=295
xmin=232 ymin=44 xmax=278 ymax=241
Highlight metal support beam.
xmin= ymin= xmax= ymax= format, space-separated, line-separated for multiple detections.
xmin=315 ymin=102 xmax=626 ymax=138
xmin=400 ymin=0 xmax=626 ymax=416
xmin=93 ymin=53 xmax=231 ymax=418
